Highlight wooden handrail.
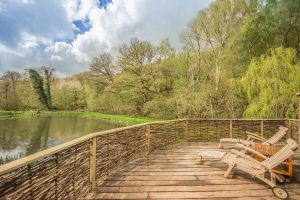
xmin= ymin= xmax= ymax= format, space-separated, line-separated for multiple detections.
xmin=0 ymin=118 xmax=297 ymax=175
xmin=186 ymin=118 xmax=289 ymax=121
xmin=0 ymin=118 xmax=298 ymax=200
xmin=0 ymin=119 xmax=185 ymax=175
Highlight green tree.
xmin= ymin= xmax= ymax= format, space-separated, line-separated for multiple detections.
xmin=41 ymin=67 xmax=54 ymax=110
xmin=118 ymin=38 xmax=158 ymax=73
xmin=241 ymin=47 xmax=300 ymax=118
xmin=232 ymin=0 xmax=300 ymax=68
xmin=116 ymin=38 xmax=160 ymax=114
xmin=28 ymin=69 xmax=50 ymax=110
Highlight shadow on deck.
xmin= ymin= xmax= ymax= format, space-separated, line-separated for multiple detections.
xmin=85 ymin=142 xmax=300 ymax=200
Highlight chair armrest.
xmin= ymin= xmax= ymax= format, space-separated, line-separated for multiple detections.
xmin=246 ymin=131 xmax=267 ymax=142
xmin=236 ymin=143 xmax=268 ymax=160
xmin=231 ymin=149 xmax=264 ymax=166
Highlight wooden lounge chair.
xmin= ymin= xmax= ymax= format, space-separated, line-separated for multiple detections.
xmin=218 ymin=126 xmax=288 ymax=149
xmin=221 ymin=139 xmax=298 ymax=199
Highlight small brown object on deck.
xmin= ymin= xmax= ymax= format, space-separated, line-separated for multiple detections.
xmin=253 ymin=144 xmax=293 ymax=177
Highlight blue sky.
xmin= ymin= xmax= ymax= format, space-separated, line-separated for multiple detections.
xmin=0 ymin=0 xmax=212 ymax=76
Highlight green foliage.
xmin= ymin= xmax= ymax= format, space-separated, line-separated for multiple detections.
xmin=0 ymin=0 xmax=299 ymax=119
xmin=0 ymin=110 xmax=34 ymax=118
xmin=241 ymin=47 xmax=300 ymax=118
xmin=0 ymin=110 xmax=157 ymax=124
xmin=46 ymin=111 xmax=158 ymax=124
xmin=28 ymin=69 xmax=50 ymax=110
xmin=41 ymin=67 xmax=54 ymax=110
xmin=231 ymin=0 xmax=300 ymax=70
xmin=26 ymin=67 xmax=54 ymax=111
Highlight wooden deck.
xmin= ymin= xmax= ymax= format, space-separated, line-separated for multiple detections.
xmin=84 ymin=142 xmax=300 ymax=200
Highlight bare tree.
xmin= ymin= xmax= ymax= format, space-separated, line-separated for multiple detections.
xmin=89 ymin=52 xmax=116 ymax=82
xmin=118 ymin=38 xmax=159 ymax=73
xmin=3 ymin=71 xmax=22 ymax=93
xmin=0 ymin=71 xmax=22 ymax=110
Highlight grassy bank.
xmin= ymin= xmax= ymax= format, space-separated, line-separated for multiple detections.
xmin=0 ymin=111 xmax=34 ymax=118
xmin=0 ymin=110 xmax=158 ymax=124
xmin=49 ymin=111 xmax=158 ymax=124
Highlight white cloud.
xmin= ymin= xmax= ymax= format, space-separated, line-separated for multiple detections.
xmin=45 ymin=42 xmax=72 ymax=54
xmin=0 ymin=2 xmax=5 ymax=13
xmin=0 ymin=0 xmax=212 ymax=76
xmin=62 ymin=0 xmax=97 ymax=21
xmin=18 ymin=32 xmax=51 ymax=50
xmin=15 ymin=0 xmax=34 ymax=5
xmin=50 ymin=55 xmax=63 ymax=61
xmin=0 ymin=42 xmax=23 ymax=57
xmin=63 ymin=0 xmax=212 ymax=63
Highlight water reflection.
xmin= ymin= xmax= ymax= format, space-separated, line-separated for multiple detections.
xmin=0 ymin=115 xmax=122 ymax=164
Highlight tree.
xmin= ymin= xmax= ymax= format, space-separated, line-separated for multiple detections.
xmin=274 ymin=0 xmax=300 ymax=53
xmin=241 ymin=47 xmax=300 ymax=118
xmin=116 ymin=38 xmax=161 ymax=114
xmin=118 ymin=38 xmax=159 ymax=73
xmin=41 ymin=67 xmax=54 ymax=110
xmin=0 ymin=71 xmax=22 ymax=110
xmin=89 ymin=53 xmax=116 ymax=82
xmin=181 ymin=0 xmax=260 ymax=118
xmin=233 ymin=0 xmax=300 ymax=68
xmin=28 ymin=69 xmax=50 ymax=110
xmin=158 ymin=39 xmax=176 ymax=59
xmin=3 ymin=71 xmax=21 ymax=94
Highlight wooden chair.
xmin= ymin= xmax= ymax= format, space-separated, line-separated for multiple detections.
xmin=253 ymin=144 xmax=293 ymax=178
xmin=222 ymin=139 xmax=298 ymax=199
xmin=218 ymin=126 xmax=288 ymax=148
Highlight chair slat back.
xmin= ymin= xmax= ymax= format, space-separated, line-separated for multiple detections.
xmin=262 ymin=139 xmax=298 ymax=169
xmin=264 ymin=126 xmax=288 ymax=145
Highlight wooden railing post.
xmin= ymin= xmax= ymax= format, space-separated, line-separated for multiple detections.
xmin=229 ymin=120 xmax=233 ymax=138
xmin=297 ymin=92 xmax=300 ymax=143
xmin=260 ymin=120 xmax=264 ymax=137
xmin=146 ymin=125 xmax=151 ymax=154
xmin=287 ymin=119 xmax=292 ymax=139
xmin=185 ymin=119 xmax=189 ymax=142
xmin=89 ymin=137 xmax=96 ymax=191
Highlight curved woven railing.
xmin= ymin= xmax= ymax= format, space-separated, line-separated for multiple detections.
xmin=0 ymin=118 xmax=299 ymax=199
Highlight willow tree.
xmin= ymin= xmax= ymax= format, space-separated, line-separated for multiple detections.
xmin=241 ymin=47 xmax=300 ymax=118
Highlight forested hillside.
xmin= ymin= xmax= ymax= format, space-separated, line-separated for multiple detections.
xmin=1 ymin=0 xmax=300 ymax=119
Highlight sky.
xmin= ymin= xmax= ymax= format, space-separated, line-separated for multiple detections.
xmin=0 ymin=0 xmax=212 ymax=76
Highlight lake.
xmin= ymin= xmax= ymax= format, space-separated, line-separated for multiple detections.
xmin=0 ymin=115 xmax=123 ymax=164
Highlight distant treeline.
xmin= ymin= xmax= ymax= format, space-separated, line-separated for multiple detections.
xmin=1 ymin=0 xmax=300 ymax=119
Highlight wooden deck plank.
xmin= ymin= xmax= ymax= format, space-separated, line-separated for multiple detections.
xmin=96 ymin=184 xmax=269 ymax=193
xmin=85 ymin=142 xmax=300 ymax=200
xmin=100 ymin=179 xmax=257 ymax=187
xmin=148 ymin=190 xmax=275 ymax=199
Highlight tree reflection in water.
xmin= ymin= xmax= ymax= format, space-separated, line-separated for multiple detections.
xmin=0 ymin=115 xmax=122 ymax=164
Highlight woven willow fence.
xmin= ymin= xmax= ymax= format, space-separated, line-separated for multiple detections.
xmin=0 ymin=119 xmax=299 ymax=199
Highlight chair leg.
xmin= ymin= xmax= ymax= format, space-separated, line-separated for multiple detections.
xmin=224 ymin=164 xmax=234 ymax=178
xmin=288 ymin=157 xmax=292 ymax=177
xmin=218 ymin=142 xmax=223 ymax=149
xmin=196 ymin=155 xmax=203 ymax=165
xmin=255 ymin=172 xmax=276 ymax=188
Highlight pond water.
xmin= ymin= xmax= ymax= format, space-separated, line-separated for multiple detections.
xmin=0 ymin=115 xmax=123 ymax=164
